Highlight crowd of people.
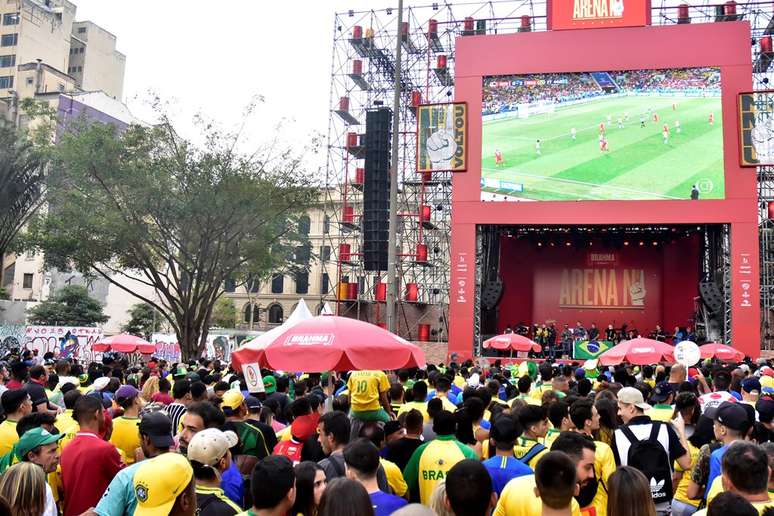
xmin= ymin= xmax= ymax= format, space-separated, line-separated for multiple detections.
xmin=0 ymin=349 xmax=772 ymax=515
xmin=482 ymin=68 xmax=720 ymax=116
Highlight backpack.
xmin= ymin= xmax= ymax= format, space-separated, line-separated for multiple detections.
xmin=620 ymin=423 xmax=673 ymax=503
xmin=273 ymin=439 xmax=304 ymax=465
xmin=519 ymin=443 xmax=546 ymax=465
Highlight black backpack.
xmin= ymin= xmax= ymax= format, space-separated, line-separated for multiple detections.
xmin=620 ymin=423 xmax=673 ymax=503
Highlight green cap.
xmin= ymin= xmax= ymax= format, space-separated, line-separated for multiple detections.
xmin=17 ymin=428 xmax=63 ymax=458
xmin=263 ymin=375 xmax=276 ymax=394
xmin=173 ymin=366 xmax=188 ymax=378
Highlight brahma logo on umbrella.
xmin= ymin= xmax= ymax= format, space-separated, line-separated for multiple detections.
xmin=284 ymin=334 xmax=335 ymax=346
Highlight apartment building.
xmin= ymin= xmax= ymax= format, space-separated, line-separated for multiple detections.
xmin=68 ymin=21 xmax=124 ymax=99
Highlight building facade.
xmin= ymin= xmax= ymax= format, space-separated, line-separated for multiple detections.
xmin=68 ymin=21 xmax=125 ymax=99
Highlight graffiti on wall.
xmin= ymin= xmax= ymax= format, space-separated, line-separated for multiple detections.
xmin=0 ymin=324 xmax=27 ymax=356
xmin=23 ymin=326 xmax=104 ymax=363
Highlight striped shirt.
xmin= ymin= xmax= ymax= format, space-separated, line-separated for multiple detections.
xmin=166 ymin=402 xmax=187 ymax=433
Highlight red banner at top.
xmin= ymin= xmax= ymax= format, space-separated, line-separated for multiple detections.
xmin=548 ymin=0 xmax=651 ymax=30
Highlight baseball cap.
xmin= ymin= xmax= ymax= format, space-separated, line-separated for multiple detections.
xmin=16 ymin=428 xmax=63 ymax=458
xmin=187 ymin=428 xmax=238 ymax=466
xmin=384 ymin=420 xmax=403 ymax=439
xmin=244 ymin=396 xmax=261 ymax=411
xmin=262 ymin=375 xmax=277 ymax=394
xmin=761 ymin=366 xmax=774 ymax=378
xmin=757 ymin=398 xmax=774 ymax=424
xmin=221 ymin=390 xmax=244 ymax=412
xmin=617 ymin=387 xmax=652 ymax=411
xmin=290 ymin=414 xmax=318 ymax=441
xmin=172 ymin=366 xmax=188 ymax=378
xmin=134 ymin=453 xmax=193 ymax=516
xmin=1 ymin=389 xmax=29 ymax=414
xmin=742 ymin=377 xmax=762 ymax=394
xmin=714 ymin=401 xmax=749 ymax=432
xmin=651 ymin=382 xmax=673 ymax=403
xmin=139 ymin=412 xmax=174 ymax=448
xmin=92 ymin=377 xmax=110 ymax=391
xmin=115 ymin=385 xmax=140 ymax=403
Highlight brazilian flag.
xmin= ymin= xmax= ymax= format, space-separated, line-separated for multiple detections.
xmin=573 ymin=340 xmax=613 ymax=360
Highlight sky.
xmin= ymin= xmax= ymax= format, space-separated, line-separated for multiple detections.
xmin=71 ymin=0 xmax=384 ymax=157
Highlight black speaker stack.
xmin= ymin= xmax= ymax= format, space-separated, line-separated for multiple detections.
xmin=363 ymin=108 xmax=392 ymax=272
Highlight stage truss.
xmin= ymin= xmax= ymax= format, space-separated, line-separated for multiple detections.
xmin=322 ymin=0 xmax=774 ymax=347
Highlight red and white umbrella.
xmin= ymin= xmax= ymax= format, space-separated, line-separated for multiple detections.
xmin=482 ymin=334 xmax=541 ymax=353
xmin=256 ymin=315 xmax=426 ymax=372
xmin=93 ymin=333 xmax=156 ymax=354
xmin=699 ymin=343 xmax=745 ymax=362
xmin=598 ymin=337 xmax=675 ymax=366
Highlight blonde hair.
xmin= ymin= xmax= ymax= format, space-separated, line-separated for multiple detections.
xmin=141 ymin=375 xmax=160 ymax=402
xmin=428 ymin=480 xmax=455 ymax=516
xmin=0 ymin=462 xmax=46 ymax=516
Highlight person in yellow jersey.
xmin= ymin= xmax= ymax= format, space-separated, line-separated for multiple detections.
xmin=403 ymin=411 xmax=478 ymax=505
xmin=430 ymin=376 xmax=458 ymax=413
xmin=569 ymin=399 xmax=616 ymax=516
xmin=109 ymin=384 xmax=143 ymax=464
xmin=347 ymin=370 xmax=392 ymax=423
xmin=546 ymin=401 xmax=574 ymax=448
xmin=515 ymin=376 xmax=541 ymax=406
xmin=695 ymin=441 xmax=774 ymax=515
xmin=646 ymin=382 xmax=676 ymax=423
xmin=495 ymin=432 xmax=596 ymax=516
xmin=133 ymin=450 xmax=198 ymax=516
xmin=0 ymin=389 xmax=33 ymax=456
xmin=530 ymin=364 xmax=556 ymax=402
xmin=397 ymin=381 xmax=430 ymax=422
xmin=515 ymin=405 xmax=550 ymax=469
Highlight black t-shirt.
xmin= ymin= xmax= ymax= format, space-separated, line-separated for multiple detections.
xmin=245 ymin=418 xmax=278 ymax=453
xmin=24 ymin=381 xmax=48 ymax=411
xmin=196 ymin=490 xmax=240 ymax=516
xmin=385 ymin=437 xmax=424 ymax=471
xmin=265 ymin=392 xmax=290 ymax=420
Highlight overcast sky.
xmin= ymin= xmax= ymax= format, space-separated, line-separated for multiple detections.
xmin=71 ymin=1 xmax=384 ymax=156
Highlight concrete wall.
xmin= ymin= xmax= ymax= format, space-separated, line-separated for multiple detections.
xmin=69 ymin=21 xmax=125 ymax=99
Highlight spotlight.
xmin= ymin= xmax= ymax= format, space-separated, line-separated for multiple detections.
xmin=624 ymin=241 xmax=630 ymax=246
xmin=652 ymin=241 xmax=658 ymax=246
xmin=337 ymin=25 xmax=342 ymax=32
xmin=639 ymin=241 xmax=645 ymax=246
xmin=765 ymin=78 xmax=770 ymax=85
xmin=432 ymin=2 xmax=438 ymax=9
xmin=537 ymin=242 xmax=543 ymax=247
xmin=348 ymin=9 xmax=354 ymax=17
xmin=386 ymin=8 xmax=392 ymax=15
xmin=565 ymin=242 xmax=571 ymax=247
xmin=446 ymin=90 xmax=452 ymax=97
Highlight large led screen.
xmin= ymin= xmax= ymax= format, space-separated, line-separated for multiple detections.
xmin=480 ymin=67 xmax=723 ymax=201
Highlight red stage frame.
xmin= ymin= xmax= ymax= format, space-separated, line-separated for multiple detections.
xmin=448 ymin=22 xmax=761 ymax=359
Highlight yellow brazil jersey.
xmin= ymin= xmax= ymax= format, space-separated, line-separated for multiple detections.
xmin=529 ymin=384 xmax=553 ymax=402
xmin=436 ymin=395 xmax=457 ymax=413
xmin=403 ymin=434 xmax=479 ymax=505
xmin=109 ymin=416 xmax=141 ymax=464
xmin=514 ymin=437 xmax=548 ymax=470
xmin=516 ymin=394 xmax=542 ymax=406
xmin=0 ymin=420 xmax=18 ymax=456
xmin=494 ymin=474 xmax=581 ymax=516
xmin=380 ymin=457 xmax=407 ymax=496
xmin=195 ymin=485 xmax=242 ymax=513
xmin=672 ymin=442 xmax=701 ymax=509
xmin=587 ymin=439 xmax=616 ymax=516
xmin=347 ymin=370 xmax=389 ymax=412
xmin=55 ymin=410 xmax=79 ymax=437
xmin=543 ymin=428 xmax=562 ymax=449
xmin=397 ymin=401 xmax=429 ymax=423
xmin=645 ymin=404 xmax=674 ymax=423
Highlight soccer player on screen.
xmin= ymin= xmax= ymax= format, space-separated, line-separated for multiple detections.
xmin=653 ymin=112 xmax=659 ymax=123
xmin=607 ymin=114 xmax=612 ymax=124
xmin=535 ymin=139 xmax=542 ymax=156
xmin=495 ymin=149 xmax=503 ymax=167
xmin=709 ymin=113 xmax=715 ymax=125
xmin=599 ymin=122 xmax=606 ymax=135
xmin=570 ymin=127 xmax=577 ymax=140
xmin=675 ymin=120 xmax=681 ymax=133
xmin=599 ymin=134 xmax=608 ymax=152
xmin=617 ymin=117 xmax=624 ymax=129
xmin=640 ymin=114 xmax=646 ymax=128
xmin=662 ymin=124 xmax=670 ymax=144
xmin=672 ymin=102 xmax=678 ymax=111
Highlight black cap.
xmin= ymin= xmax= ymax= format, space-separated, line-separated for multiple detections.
xmin=650 ymin=382 xmax=673 ymax=403
xmin=1 ymin=388 xmax=28 ymax=414
xmin=384 ymin=420 xmax=402 ymax=437
xmin=244 ymin=396 xmax=261 ymax=411
xmin=714 ymin=402 xmax=749 ymax=432
xmin=139 ymin=411 xmax=174 ymax=448
xmin=757 ymin=398 xmax=774 ymax=424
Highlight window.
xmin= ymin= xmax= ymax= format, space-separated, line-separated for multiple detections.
xmin=268 ymin=304 xmax=284 ymax=324
xmin=294 ymin=243 xmax=311 ymax=264
xmin=271 ymin=274 xmax=284 ymax=294
xmin=57 ymin=83 xmax=64 ymax=92
xmin=323 ymin=215 xmax=330 ymax=234
xmin=1 ymin=33 xmax=17 ymax=46
xmin=79 ymin=47 xmax=84 ymax=54
xmin=2 ymin=262 xmax=14 ymax=287
xmin=77 ymin=66 xmax=82 ymax=72
xmin=2 ymin=13 xmax=19 ymax=25
xmin=321 ymin=273 xmax=329 ymax=294
xmin=0 ymin=76 xmax=12 ymax=89
xmin=295 ymin=272 xmax=308 ymax=294
xmin=223 ymin=278 xmax=236 ymax=293
xmin=0 ymin=54 xmax=14 ymax=67
xmin=298 ymin=215 xmax=311 ymax=236
xmin=246 ymin=277 xmax=260 ymax=293
xmin=321 ymin=245 xmax=331 ymax=262
xmin=243 ymin=304 xmax=259 ymax=323
xmin=77 ymin=26 xmax=86 ymax=34
xmin=22 ymin=273 xmax=32 ymax=289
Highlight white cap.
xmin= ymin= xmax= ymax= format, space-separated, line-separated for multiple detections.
xmin=187 ymin=428 xmax=238 ymax=466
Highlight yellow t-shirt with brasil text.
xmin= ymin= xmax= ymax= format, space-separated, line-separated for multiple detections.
xmin=347 ymin=370 xmax=389 ymax=412
xmin=495 ymin=475 xmax=581 ymax=516
xmin=0 ymin=420 xmax=18 ymax=456
xmin=109 ymin=416 xmax=141 ymax=465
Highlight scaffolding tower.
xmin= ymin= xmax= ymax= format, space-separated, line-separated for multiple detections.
xmin=322 ymin=0 xmax=774 ymax=347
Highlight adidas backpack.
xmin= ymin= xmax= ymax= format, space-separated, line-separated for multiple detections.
xmin=619 ymin=423 xmax=673 ymax=503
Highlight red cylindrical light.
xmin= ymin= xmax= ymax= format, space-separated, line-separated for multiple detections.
xmin=762 ymin=36 xmax=773 ymax=54
xmin=339 ymin=243 xmax=351 ymax=262
xmin=428 ymin=19 xmax=438 ymax=36
xmin=724 ymin=0 xmax=736 ymax=15
xmin=353 ymin=26 xmax=363 ymax=39
xmin=339 ymin=97 xmax=349 ymax=112
xmin=347 ymin=282 xmax=358 ymax=300
xmin=411 ymin=90 xmax=422 ymax=107
xmin=437 ymin=55 xmax=447 ymax=69
xmin=342 ymin=206 xmax=354 ymax=223
xmin=347 ymin=132 xmax=358 ymax=148
xmin=405 ymin=283 xmax=418 ymax=302
xmin=400 ymin=21 xmax=409 ymax=36
xmin=464 ymin=17 xmax=474 ymax=31
xmin=354 ymin=167 xmax=365 ymax=184
xmin=768 ymin=201 xmax=774 ymax=220
xmin=416 ymin=244 xmax=428 ymax=262
xmin=352 ymin=59 xmax=362 ymax=75
xmin=521 ymin=15 xmax=531 ymax=29
xmin=418 ymin=324 xmax=430 ymax=341
xmin=677 ymin=4 xmax=689 ymax=20
xmin=422 ymin=170 xmax=432 ymax=183
xmin=420 ymin=205 xmax=431 ymax=222
xmin=374 ymin=282 xmax=386 ymax=302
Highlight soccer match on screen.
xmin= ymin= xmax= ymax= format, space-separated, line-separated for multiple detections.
xmin=481 ymin=67 xmax=724 ymax=201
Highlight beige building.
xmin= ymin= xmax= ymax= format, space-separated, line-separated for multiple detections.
xmin=68 ymin=21 xmax=125 ymax=100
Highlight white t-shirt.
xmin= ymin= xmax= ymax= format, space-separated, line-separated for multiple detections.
xmin=698 ymin=391 xmax=737 ymax=411
xmin=44 ymin=483 xmax=56 ymax=516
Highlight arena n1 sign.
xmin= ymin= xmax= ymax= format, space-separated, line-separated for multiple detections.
xmin=738 ymin=91 xmax=774 ymax=166
xmin=547 ymin=0 xmax=651 ymax=30
xmin=417 ymin=102 xmax=468 ymax=173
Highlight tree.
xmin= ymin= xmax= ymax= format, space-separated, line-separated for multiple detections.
xmin=122 ymin=303 xmax=163 ymax=339
xmin=0 ymin=123 xmax=48 ymax=259
xmin=211 ymin=297 xmax=236 ymax=329
xmin=27 ymin=285 xmax=108 ymax=326
xmin=27 ymin=103 xmax=315 ymax=359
